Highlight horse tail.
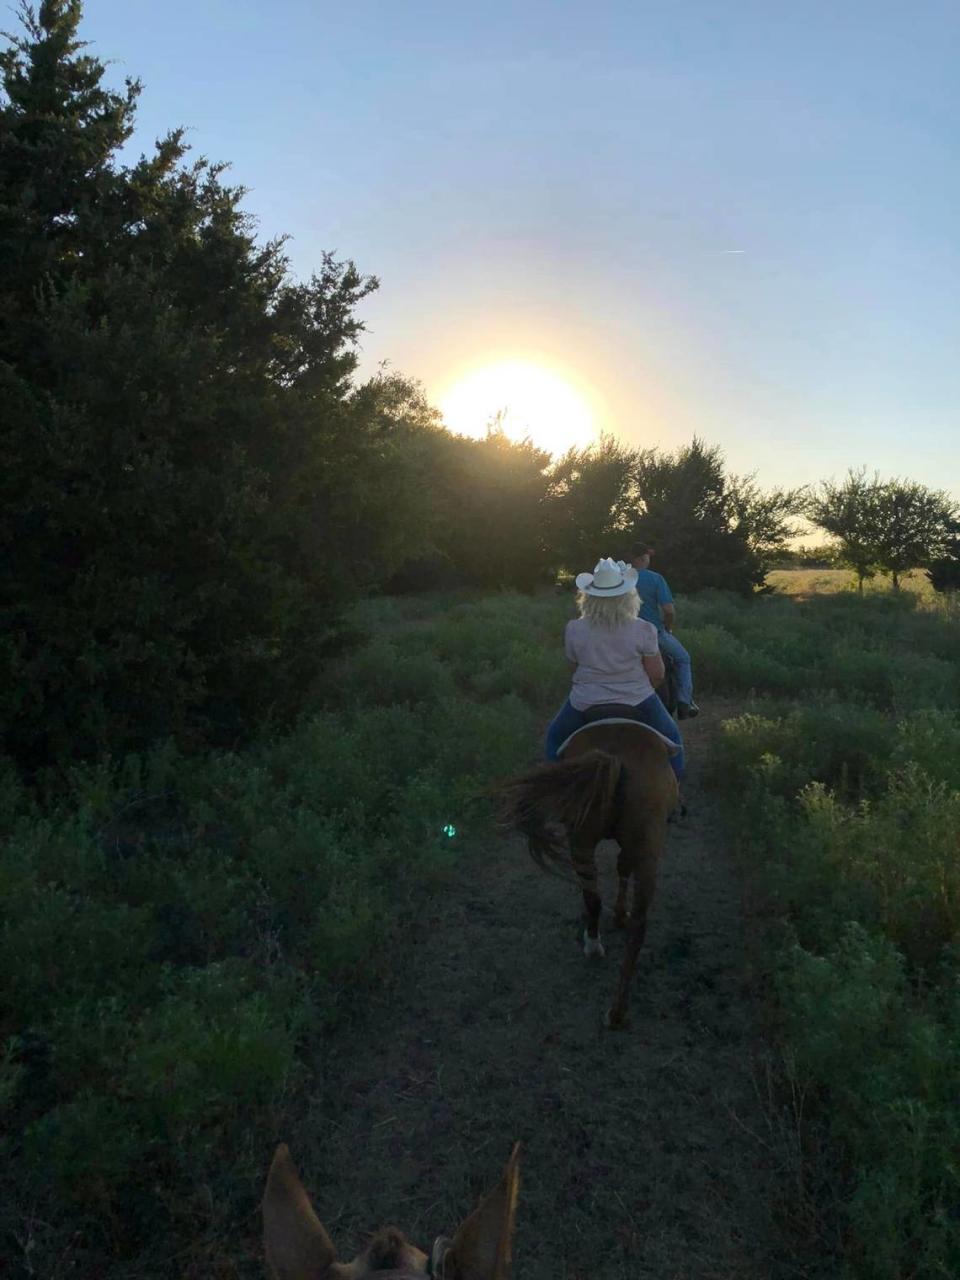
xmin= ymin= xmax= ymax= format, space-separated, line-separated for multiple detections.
xmin=495 ymin=750 xmax=623 ymax=874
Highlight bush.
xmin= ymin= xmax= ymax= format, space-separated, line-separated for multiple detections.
xmin=0 ymin=589 xmax=562 ymax=1275
xmin=712 ymin=586 xmax=960 ymax=1278
xmin=780 ymin=926 xmax=960 ymax=1279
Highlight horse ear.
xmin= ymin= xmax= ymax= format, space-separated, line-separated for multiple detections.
xmin=445 ymin=1143 xmax=520 ymax=1280
xmin=263 ymin=1144 xmax=338 ymax=1280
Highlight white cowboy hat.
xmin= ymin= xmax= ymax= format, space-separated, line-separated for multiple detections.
xmin=575 ymin=557 xmax=638 ymax=597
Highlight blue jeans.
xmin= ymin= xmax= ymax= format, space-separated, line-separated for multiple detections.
xmin=544 ymin=694 xmax=685 ymax=781
xmin=658 ymin=631 xmax=694 ymax=705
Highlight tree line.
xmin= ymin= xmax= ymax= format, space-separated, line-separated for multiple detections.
xmin=807 ymin=470 xmax=959 ymax=592
xmin=3 ymin=2 xmax=958 ymax=773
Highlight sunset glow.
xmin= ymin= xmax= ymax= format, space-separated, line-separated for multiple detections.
xmin=439 ymin=360 xmax=598 ymax=457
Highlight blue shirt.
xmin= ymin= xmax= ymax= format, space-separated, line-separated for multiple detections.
xmin=635 ymin=569 xmax=673 ymax=631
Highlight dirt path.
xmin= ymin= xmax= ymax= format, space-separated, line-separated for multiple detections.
xmin=300 ymin=708 xmax=810 ymax=1280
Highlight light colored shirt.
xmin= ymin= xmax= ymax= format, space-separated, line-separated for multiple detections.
xmin=564 ymin=616 xmax=660 ymax=711
xmin=634 ymin=569 xmax=673 ymax=631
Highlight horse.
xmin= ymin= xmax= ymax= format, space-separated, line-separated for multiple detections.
xmin=263 ymin=1141 xmax=520 ymax=1280
xmin=497 ymin=715 xmax=678 ymax=1029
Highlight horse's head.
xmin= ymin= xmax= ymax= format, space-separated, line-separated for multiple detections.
xmin=264 ymin=1142 xmax=520 ymax=1280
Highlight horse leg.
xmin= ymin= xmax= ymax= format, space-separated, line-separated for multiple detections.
xmin=613 ymin=847 xmax=632 ymax=929
xmin=571 ymin=839 xmax=604 ymax=958
xmin=607 ymin=852 xmax=657 ymax=1029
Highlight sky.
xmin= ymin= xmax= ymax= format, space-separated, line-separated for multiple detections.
xmin=78 ymin=0 xmax=959 ymax=493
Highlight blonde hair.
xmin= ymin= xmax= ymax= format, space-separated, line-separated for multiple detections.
xmin=576 ymin=588 xmax=640 ymax=628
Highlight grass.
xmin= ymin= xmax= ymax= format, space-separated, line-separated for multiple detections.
xmin=767 ymin=567 xmax=935 ymax=597
xmin=702 ymin=586 xmax=960 ymax=1279
xmin=0 ymin=590 xmax=569 ymax=1277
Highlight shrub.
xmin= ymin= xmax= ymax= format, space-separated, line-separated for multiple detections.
xmin=713 ymin=584 xmax=960 ymax=1278
xmin=781 ymin=927 xmax=960 ymax=1279
xmin=1 ymin=588 xmax=564 ymax=1274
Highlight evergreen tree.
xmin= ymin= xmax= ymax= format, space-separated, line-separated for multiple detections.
xmin=0 ymin=2 xmax=396 ymax=769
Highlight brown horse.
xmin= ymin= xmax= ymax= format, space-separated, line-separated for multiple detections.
xmin=263 ymin=1142 xmax=520 ymax=1280
xmin=497 ymin=719 xmax=678 ymax=1029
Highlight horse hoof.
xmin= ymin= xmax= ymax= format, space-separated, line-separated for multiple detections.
xmin=582 ymin=930 xmax=605 ymax=958
xmin=604 ymin=1007 xmax=629 ymax=1031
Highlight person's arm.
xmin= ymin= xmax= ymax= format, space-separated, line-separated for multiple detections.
xmin=564 ymin=623 xmax=578 ymax=672
xmin=657 ymin=576 xmax=676 ymax=633
xmin=643 ymin=651 xmax=665 ymax=686
xmin=638 ymin=618 xmax=665 ymax=685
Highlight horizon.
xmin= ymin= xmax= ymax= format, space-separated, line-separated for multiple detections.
xmin=79 ymin=0 xmax=959 ymax=495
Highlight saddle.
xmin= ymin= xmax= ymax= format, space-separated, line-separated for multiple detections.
xmin=558 ymin=712 xmax=681 ymax=758
xmin=582 ymin=703 xmax=640 ymax=723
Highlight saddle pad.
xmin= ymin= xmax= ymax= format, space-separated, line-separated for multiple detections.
xmin=557 ymin=718 xmax=681 ymax=758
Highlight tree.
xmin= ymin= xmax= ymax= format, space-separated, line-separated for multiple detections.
xmin=725 ymin=471 xmax=808 ymax=579
xmin=429 ymin=422 xmax=554 ymax=590
xmin=0 ymin=1 xmax=405 ymax=769
xmin=624 ymin=439 xmax=804 ymax=594
xmin=807 ymin=469 xmax=884 ymax=592
xmin=542 ymin=434 xmax=640 ymax=572
xmin=927 ymin=528 xmax=960 ymax=593
xmin=337 ymin=369 xmax=449 ymax=579
xmin=808 ymin=471 xmax=958 ymax=591
xmin=871 ymin=480 xmax=957 ymax=590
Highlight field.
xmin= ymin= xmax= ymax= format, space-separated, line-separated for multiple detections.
xmin=767 ymin=567 xmax=934 ymax=597
xmin=3 ymin=582 xmax=959 ymax=1277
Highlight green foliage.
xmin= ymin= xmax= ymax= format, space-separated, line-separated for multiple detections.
xmin=543 ymin=433 xmax=639 ymax=571
xmin=0 ymin=591 xmax=559 ymax=1275
xmin=892 ymin=710 xmax=960 ymax=786
xmin=392 ymin=431 xmax=809 ymax=594
xmin=872 ymin=480 xmax=957 ymax=590
xmin=4 ymin=7 xmax=959 ymax=1277
xmin=780 ymin=927 xmax=960 ymax=1279
xmin=5 ymin=527 xmax=959 ymax=1276
xmin=626 ymin=438 xmax=805 ymax=594
xmin=0 ymin=0 xmax=819 ymax=772
xmin=430 ymin=426 xmax=556 ymax=590
xmin=925 ymin=528 xmax=960 ymax=594
xmin=809 ymin=470 xmax=958 ymax=592
xmin=713 ymin=587 xmax=960 ymax=1278
xmin=0 ymin=3 xmax=452 ymax=771
xmin=807 ymin=469 xmax=885 ymax=590
xmin=715 ymin=704 xmax=893 ymax=800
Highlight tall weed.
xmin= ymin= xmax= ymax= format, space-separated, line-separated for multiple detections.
xmin=0 ymin=591 xmax=561 ymax=1275
xmin=714 ymin=587 xmax=960 ymax=1278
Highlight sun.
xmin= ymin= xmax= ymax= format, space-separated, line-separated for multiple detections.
xmin=438 ymin=360 xmax=598 ymax=456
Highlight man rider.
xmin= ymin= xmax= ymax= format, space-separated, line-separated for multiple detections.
xmin=629 ymin=543 xmax=699 ymax=719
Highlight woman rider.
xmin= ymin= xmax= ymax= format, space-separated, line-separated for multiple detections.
xmin=544 ymin=557 xmax=684 ymax=782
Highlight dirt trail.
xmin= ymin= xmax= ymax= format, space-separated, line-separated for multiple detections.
xmin=301 ymin=709 xmax=810 ymax=1280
